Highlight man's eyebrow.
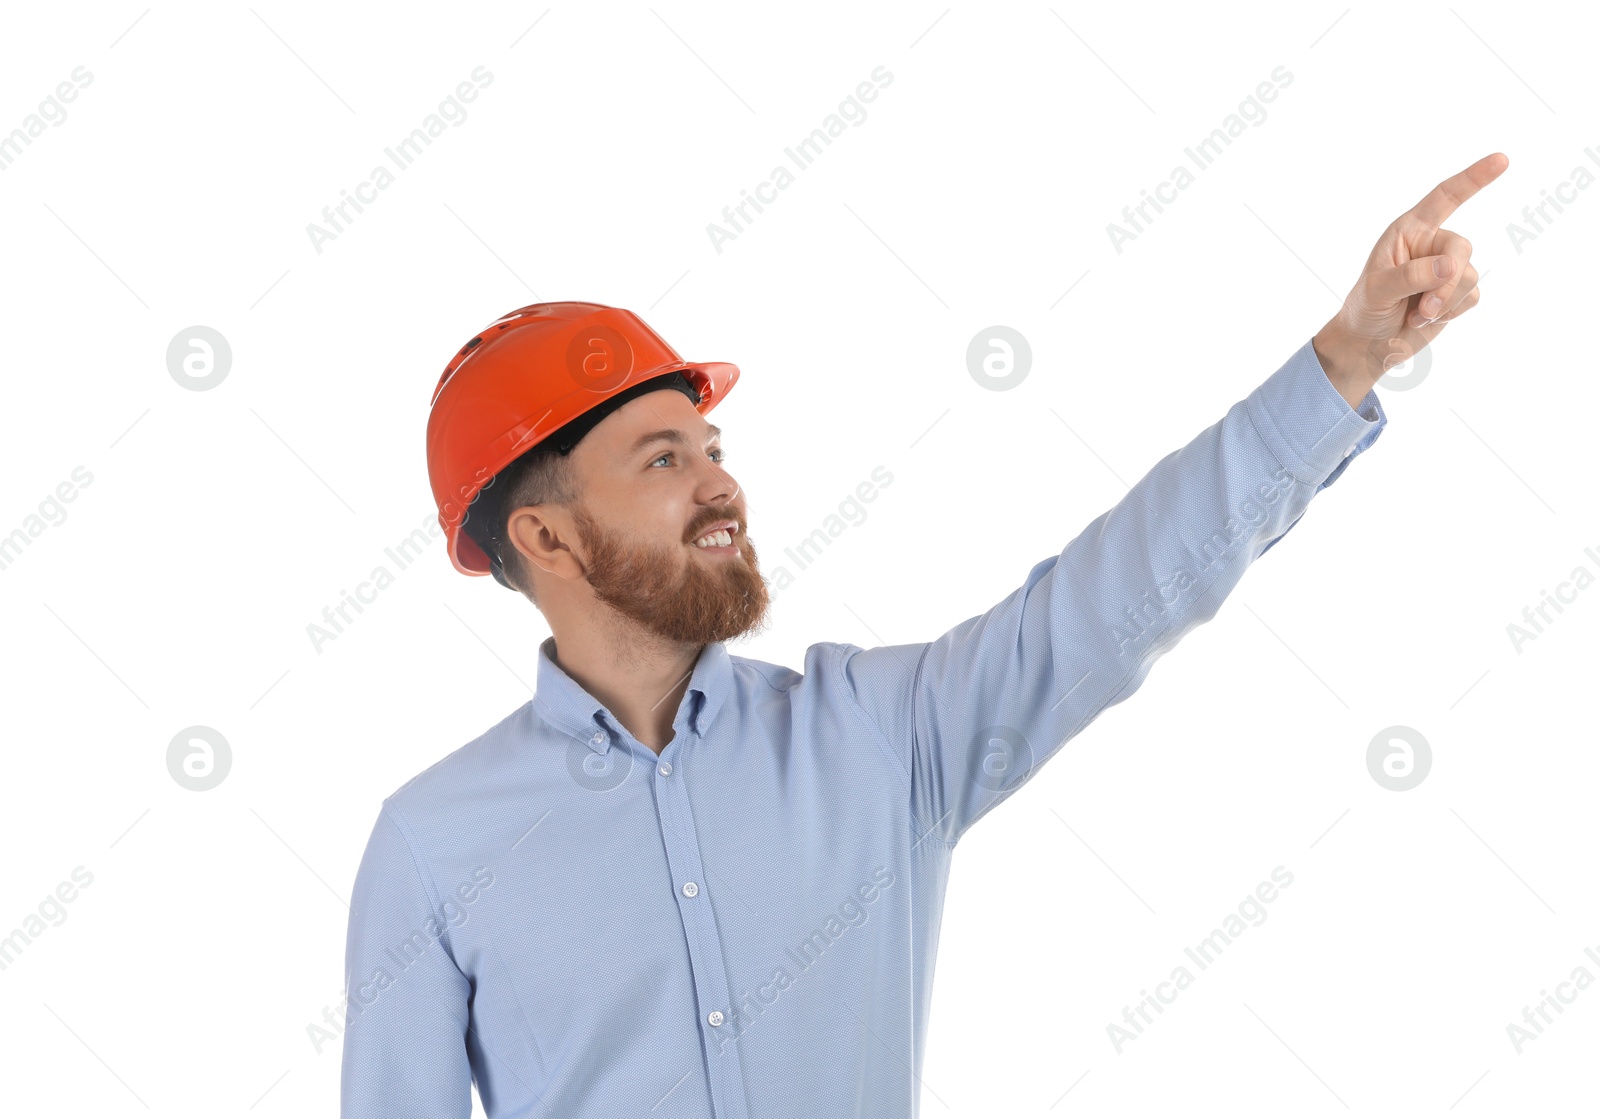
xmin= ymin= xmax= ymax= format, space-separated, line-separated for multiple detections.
xmin=629 ymin=424 xmax=722 ymax=455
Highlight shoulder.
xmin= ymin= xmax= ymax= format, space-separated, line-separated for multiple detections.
xmin=728 ymin=641 xmax=863 ymax=698
xmin=382 ymin=698 xmax=537 ymax=817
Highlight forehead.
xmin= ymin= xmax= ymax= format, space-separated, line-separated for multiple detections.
xmin=574 ymin=388 xmax=722 ymax=473
xmin=603 ymin=388 xmax=719 ymax=442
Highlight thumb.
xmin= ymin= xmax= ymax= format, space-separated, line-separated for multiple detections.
xmin=1365 ymin=254 xmax=1455 ymax=309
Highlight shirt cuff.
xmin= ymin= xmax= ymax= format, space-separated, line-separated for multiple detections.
xmin=1245 ymin=336 xmax=1387 ymax=489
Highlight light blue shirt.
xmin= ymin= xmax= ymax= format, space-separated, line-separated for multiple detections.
xmin=341 ymin=337 xmax=1385 ymax=1118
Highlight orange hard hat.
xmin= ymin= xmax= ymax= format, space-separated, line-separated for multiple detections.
xmin=426 ymin=301 xmax=740 ymax=586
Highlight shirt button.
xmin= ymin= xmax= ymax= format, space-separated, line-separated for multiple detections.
xmin=707 ymin=1010 xmax=724 ymax=1027
xmin=658 ymin=762 xmax=672 ymax=776
xmin=1345 ymin=444 xmax=1356 ymax=457
xmin=682 ymin=881 xmax=699 ymax=897
xmin=590 ymin=731 xmax=604 ymax=745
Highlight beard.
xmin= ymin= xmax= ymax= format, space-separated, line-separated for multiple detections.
xmin=570 ymin=502 xmax=772 ymax=646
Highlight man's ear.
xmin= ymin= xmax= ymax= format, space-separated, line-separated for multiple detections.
xmin=507 ymin=505 xmax=584 ymax=583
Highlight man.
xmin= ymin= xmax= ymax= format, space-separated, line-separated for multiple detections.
xmin=341 ymin=153 xmax=1507 ymax=1118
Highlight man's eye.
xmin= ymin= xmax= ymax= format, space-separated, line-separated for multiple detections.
xmin=651 ymin=449 xmax=725 ymax=467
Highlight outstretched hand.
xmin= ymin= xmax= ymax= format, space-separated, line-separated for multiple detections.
xmin=1313 ymin=152 xmax=1509 ymax=407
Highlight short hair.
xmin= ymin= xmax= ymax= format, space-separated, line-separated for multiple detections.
xmin=484 ymin=444 xmax=581 ymax=603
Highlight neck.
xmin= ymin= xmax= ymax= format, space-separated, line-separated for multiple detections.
xmin=547 ymin=614 xmax=704 ymax=754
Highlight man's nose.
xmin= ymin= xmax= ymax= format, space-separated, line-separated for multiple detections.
xmin=696 ymin=457 xmax=740 ymax=506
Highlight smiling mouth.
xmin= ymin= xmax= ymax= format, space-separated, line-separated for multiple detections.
xmin=690 ymin=522 xmax=739 ymax=550
xmin=691 ymin=535 xmax=737 ymax=555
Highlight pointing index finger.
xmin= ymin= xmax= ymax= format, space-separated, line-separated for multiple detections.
xmin=1408 ymin=152 xmax=1510 ymax=228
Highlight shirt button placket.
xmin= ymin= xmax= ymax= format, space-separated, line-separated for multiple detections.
xmin=655 ymin=735 xmax=751 ymax=1119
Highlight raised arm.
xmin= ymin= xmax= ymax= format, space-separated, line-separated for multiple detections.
xmin=835 ymin=336 xmax=1385 ymax=847
xmin=833 ymin=154 xmax=1505 ymax=848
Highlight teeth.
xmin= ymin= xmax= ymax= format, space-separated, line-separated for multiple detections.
xmin=694 ymin=528 xmax=733 ymax=548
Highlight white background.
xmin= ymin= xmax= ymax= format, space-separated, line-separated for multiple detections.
xmin=0 ymin=1 xmax=1594 ymax=1116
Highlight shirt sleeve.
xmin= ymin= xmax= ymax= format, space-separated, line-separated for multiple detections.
xmin=835 ymin=336 xmax=1387 ymax=847
xmin=340 ymin=800 xmax=474 ymax=1119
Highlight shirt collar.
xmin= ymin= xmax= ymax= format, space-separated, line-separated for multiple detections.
xmin=532 ymin=635 xmax=732 ymax=754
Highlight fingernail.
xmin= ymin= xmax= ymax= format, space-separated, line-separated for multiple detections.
xmin=1434 ymin=256 xmax=1453 ymax=277
xmin=1424 ymin=295 xmax=1442 ymax=314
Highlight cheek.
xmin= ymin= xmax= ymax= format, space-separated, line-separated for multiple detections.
xmin=600 ymin=475 xmax=690 ymax=544
xmin=646 ymin=497 xmax=691 ymax=538
xmin=625 ymin=504 xmax=687 ymax=548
